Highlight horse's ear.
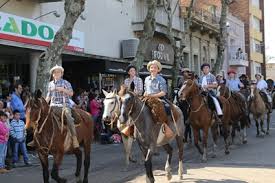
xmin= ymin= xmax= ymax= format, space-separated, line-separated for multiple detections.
xmin=34 ymin=89 xmax=42 ymax=100
xmin=102 ymin=89 xmax=108 ymax=97
xmin=113 ymin=89 xmax=117 ymax=94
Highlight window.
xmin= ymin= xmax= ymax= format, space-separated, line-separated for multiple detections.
xmin=252 ymin=16 xmax=260 ymax=31
xmin=193 ymin=55 xmax=199 ymax=74
xmin=256 ymin=66 xmax=261 ymax=74
xmin=251 ymin=39 xmax=262 ymax=53
xmin=252 ymin=0 xmax=260 ymax=8
xmin=183 ymin=52 xmax=190 ymax=68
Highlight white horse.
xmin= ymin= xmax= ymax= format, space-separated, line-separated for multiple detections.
xmin=102 ymin=89 xmax=136 ymax=170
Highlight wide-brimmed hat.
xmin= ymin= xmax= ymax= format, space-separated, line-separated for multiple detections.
xmin=180 ymin=67 xmax=191 ymax=73
xmin=147 ymin=60 xmax=162 ymax=71
xmin=227 ymin=69 xmax=236 ymax=75
xmin=216 ymin=72 xmax=223 ymax=77
xmin=255 ymin=73 xmax=263 ymax=78
xmin=50 ymin=65 xmax=64 ymax=74
xmin=126 ymin=65 xmax=137 ymax=73
xmin=200 ymin=63 xmax=210 ymax=71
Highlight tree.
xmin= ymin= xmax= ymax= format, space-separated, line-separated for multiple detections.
xmin=213 ymin=0 xmax=234 ymax=74
xmin=132 ymin=0 xmax=157 ymax=71
xmin=36 ymin=0 xmax=85 ymax=95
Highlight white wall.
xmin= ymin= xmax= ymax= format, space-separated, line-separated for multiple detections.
xmin=40 ymin=0 xmax=135 ymax=58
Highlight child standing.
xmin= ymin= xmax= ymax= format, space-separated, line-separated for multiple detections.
xmin=0 ymin=111 xmax=9 ymax=173
xmin=10 ymin=110 xmax=31 ymax=167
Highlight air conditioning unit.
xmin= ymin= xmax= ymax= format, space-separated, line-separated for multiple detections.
xmin=121 ymin=38 xmax=139 ymax=59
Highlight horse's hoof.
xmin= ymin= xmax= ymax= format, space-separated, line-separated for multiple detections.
xmin=225 ymin=150 xmax=230 ymax=155
xmin=166 ymin=173 xmax=172 ymax=181
xmin=179 ymin=175 xmax=183 ymax=180
xmin=211 ymin=154 xmax=217 ymax=158
xmin=243 ymin=140 xmax=247 ymax=144
xmin=59 ymin=178 xmax=67 ymax=183
xmin=201 ymin=158 xmax=207 ymax=163
xmin=256 ymin=134 xmax=260 ymax=138
xmin=129 ymin=157 xmax=137 ymax=163
xmin=82 ymin=179 xmax=88 ymax=183
xmin=266 ymin=131 xmax=270 ymax=135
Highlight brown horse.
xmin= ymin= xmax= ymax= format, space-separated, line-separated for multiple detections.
xmin=179 ymin=79 xmax=222 ymax=162
xmin=217 ymin=83 xmax=249 ymax=144
xmin=25 ymin=90 xmax=93 ymax=183
xmin=249 ymin=85 xmax=271 ymax=136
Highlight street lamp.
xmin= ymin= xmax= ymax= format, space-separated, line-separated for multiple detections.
xmin=34 ymin=10 xmax=61 ymax=20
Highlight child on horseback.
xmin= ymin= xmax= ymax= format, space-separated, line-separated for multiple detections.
xmin=255 ymin=73 xmax=273 ymax=113
xmin=124 ymin=65 xmax=143 ymax=96
xmin=46 ymin=65 xmax=79 ymax=149
xmin=199 ymin=63 xmax=223 ymax=117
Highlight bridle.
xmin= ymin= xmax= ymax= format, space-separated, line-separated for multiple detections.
xmin=104 ymin=95 xmax=121 ymax=128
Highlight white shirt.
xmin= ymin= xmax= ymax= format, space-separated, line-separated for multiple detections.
xmin=202 ymin=75 xmax=208 ymax=88
xmin=257 ymin=79 xmax=268 ymax=91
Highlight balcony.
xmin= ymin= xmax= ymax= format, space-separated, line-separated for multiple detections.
xmin=182 ymin=6 xmax=220 ymax=35
xmin=250 ymin=5 xmax=262 ymax=20
xmin=229 ymin=52 xmax=249 ymax=67
xmin=250 ymin=28 xmax=263 ymax=42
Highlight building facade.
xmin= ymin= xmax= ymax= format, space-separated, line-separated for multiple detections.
xmin=266 ymin=58 xmax=275 ymax=81
xmin=0 ymin=0 xmax=184 ymax=97
xmin=180 ymin=0 xmax=248 ymax=77
xmin=230 ymin=0 xmax=266 ymax=79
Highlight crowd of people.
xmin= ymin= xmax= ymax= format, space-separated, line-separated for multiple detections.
xmin=0 ymin=60 xmax=274 ymax=174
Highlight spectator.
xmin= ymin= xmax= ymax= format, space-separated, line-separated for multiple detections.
xmin=10 ymin=110 xmax=31 ymax=167
xmin=0 ymin=111 xmax=9 ymax=173
xmin=10 ymin=84 xmax=25 ymax=122
xmin=89 ymin=93 xmax=102 ymax=123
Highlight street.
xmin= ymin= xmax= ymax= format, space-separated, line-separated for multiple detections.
xmin=1 ymin=111 xmax=275 ymax=183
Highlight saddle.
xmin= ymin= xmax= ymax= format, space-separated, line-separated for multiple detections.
xmin=200 ymin=91 xmax=223 ymax=112
xmin=259 ymin=91 xmax=272 ymax=112
xmin=141 ymin=97 xmax=179 ymax=125
xmin=51 ymin=106 xmax=82 ymax=126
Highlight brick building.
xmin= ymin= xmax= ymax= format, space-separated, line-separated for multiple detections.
xmin=229 ymin=0 xmax=265 ymax=79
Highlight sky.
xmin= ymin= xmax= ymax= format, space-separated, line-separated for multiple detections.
xmin=265 ymin=0 xmax=275 ymax=57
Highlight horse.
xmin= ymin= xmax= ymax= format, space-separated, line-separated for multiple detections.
xmin=179 ymin=79 xmax=224 ymax=161
xmin=119 ymin=89 xmax=185 ymax=183
xmin=101 ymin=89 xmax=137 ymax=170
xmin=249 ymin=84 xmax=271 ymax=137
xmin=217 ymin=83 xmax=249 ymax=144
xmin=172 ymin=88 xmax=192 ymax=143
xmin=25 ymin=90 xmax=93 ymax=183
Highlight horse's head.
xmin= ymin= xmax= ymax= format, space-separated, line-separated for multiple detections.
xmin=173 ymin=88 xmax=180 ymax=105
xmin=25 ymin=89 xmax=48 ymax=130
xmin=102 ymin=89 xmax=120 ymax=122
xmin=249 ymin=83 xmax=257 ymax=100
xmin=118 ymin=88 xmax=136 ymax=124
xmin=179 ymin=79 xmax=197 ymax=100
xmin=217 ymin=83 xmax=228 ymax=97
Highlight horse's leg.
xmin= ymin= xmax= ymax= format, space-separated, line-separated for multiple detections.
xmin=74 ymin=148 xmax=82 ymax=183
xmin=240 ymin=118 xmax=248 ymax=144
xmin=163 ymin=144 xmax=173 ymax=181
xmin=121 ymin=135 xmax=134 ymax=171
xmin=260 ymin=115 xmax=266 ymax=135
xmin=83 ymin=141 xmax=91 ymax=183
xmin=193 ymin=128 xmax=203 ymax=155
xmin=266 ymin=113 xmax=270 ymax=135
xmin=51 ymin=153 xmax=66 ymax=183
xmin=144 ymin=149 xmax=154 ymax=183
xmin=223 ymin=123 xmax=230 ymax=154
xmin=210 ymin=124 xmax=218 ymax=158
xmin=176 ymin=135 xmax=184 ymax=180
xmin=202 ymin=127 xmax=209 ymax=163
xmin=38 ymin=152 xmax=49 ymax=183
xmin=255 ymin=118 xmax=260 ymax=137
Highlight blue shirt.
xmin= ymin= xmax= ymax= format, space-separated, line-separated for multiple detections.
xmin=10 ymin=92 xmax=25 ymax=119
xmin=10 ymin=119 xmax=26 ymax=140
xmin=47 ymin=79 xmax=73 ymax=107
xmin=227 ymin=79 xmax=241 ymax=92
xmin=144 ymin=75 xmax=167 ymax=95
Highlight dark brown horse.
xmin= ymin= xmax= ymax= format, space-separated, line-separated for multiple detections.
xmin=25 ymin=90 xmax=93 ymax=183
xmin=179 ymin=79 xmax=220 ymax=162
xmin=217 ymin=83 xmax=250 ymax=144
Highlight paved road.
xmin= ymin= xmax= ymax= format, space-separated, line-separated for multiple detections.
xmin=1 ymin=110 xmax=275 ymax=183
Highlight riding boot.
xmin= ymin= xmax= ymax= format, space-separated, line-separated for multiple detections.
xmin=72 ymin=136 xmax=79 ymax=149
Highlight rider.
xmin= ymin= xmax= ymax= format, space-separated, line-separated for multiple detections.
xmin=226 ymin=69 xmax=248 ymax=115
xmin=124 ymin=65 xmax=143 ymax=96
xmin=144 ymin=60 xmax=170 ymax=123
xmin=199 ymin=63 xmax=223 ymax=117
xmin=178 ymin=67 xmax=191 ymax=88
xmin=255 ymin=73 xmax=273 ymax=113
xmin=46 ymin=65 xmax=79 ymax=149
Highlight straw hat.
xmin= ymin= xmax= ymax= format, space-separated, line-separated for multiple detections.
xmin=227 ymin=69 xmax=236 ymax=75
xmin=50 ymin=65 xmax=64 ymax=74
xmin=180 ymin=67 xmax=191 ymax=73
xmin=147 ymin=60 xmax=162 ymax=72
